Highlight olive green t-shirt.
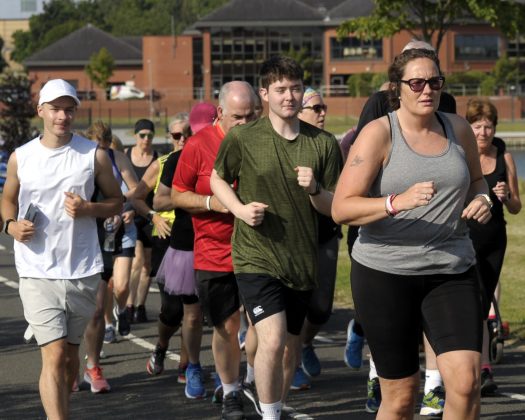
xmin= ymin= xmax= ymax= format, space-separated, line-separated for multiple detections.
xmin=214 ymin=117 xmax=342 ymax=291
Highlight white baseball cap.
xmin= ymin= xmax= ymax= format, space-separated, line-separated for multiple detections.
xmin=38 ymin=79 xmax=80 ymax=106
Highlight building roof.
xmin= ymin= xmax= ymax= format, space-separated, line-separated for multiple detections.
xmin=192 ymin=0 xmax=374 ymax=28
xmin=24 ymin=24 xmax=143 ymax=68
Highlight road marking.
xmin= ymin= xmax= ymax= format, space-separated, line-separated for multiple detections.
xmin=314 ymin=334 xmax=334 ymax=343
xmin=501 ymin=392 xmax=525 ymax=401
xmin=0 ymin=244 xmax=6 ymax=251
xmin=122 ymin=333 xmax=180 ymax=362
xmin=0 ymin=275 xmax=19 ymax=289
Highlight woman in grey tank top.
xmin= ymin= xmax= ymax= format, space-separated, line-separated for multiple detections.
xmin=333 ymin=49 xmax=492 ymax=420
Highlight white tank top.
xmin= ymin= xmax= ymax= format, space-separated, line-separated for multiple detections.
xmin=14 ymin=135 xmax=103 ymax=279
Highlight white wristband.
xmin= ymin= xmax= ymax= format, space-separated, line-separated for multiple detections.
xmin=205 ymin=196 xmax=212 ymax=211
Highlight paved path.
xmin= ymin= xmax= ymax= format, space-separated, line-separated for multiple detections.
xmin=0 ymin=235 xmax=524 ymax=419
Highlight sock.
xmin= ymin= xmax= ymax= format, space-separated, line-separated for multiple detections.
xmin=424 ymin=369 xmax=443 ymax=394
xmin=369 ymin=357 xmax=378 ymax=380
xmin=245 ymin=363 xmax=255 ymax=384
xmin=481 ymin=363 xmax=492 ymax=372
xmin=86 ymin=361 xmax=95 ymax=369
xmin=222 ymin=380 xmax=239 ymax=396
xmin=259 ymin=401 xmax=282 ymax=420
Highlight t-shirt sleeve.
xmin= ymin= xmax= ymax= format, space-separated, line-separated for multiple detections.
xmin=352 ymin=91 xmax=389 ymax=145
xmin=321 ymin=135 xmax=344 ymax=192
xmin=173 ymin=141 xmax=198 ymax=192
xmin=160 ymin=153 xmax=180 ymax=188
xmin=214 ymin=131 xmax=242 ymax=184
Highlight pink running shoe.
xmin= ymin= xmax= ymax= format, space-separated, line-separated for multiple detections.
xmin=84 ymin=365 xmax=111 ymax=393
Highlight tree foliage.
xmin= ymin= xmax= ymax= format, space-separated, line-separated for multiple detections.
xmin=337 ymin=0 xmax=525 ymax=54
xmin=0 ymin=37 xmax=8 ymax=73
xmin=85 ymin=47 xmax=115 ymax=89
xmin=0 ymin=71 xmax=37 ymax=154
xmin=283 ymin=47 xmax=315 ymax=85
xmin=11 ymin=0 xmax=229 ymax=63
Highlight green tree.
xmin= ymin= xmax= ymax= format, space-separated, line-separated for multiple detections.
xmin=0 ymin=71 xmax=36 ymax=154
xmin=0 ymin=37 xmax=8 ymax=72
xmin=337 ymin=0 xmax=525 ymax=54
xmin=283 ymin=47 xmax=315 ymax=85
xmin=85 ymin=48 xmax=115 ymax=89
xmin=347 ymin=73 xmax=375 ymax=97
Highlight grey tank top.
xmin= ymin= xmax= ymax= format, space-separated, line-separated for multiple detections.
xmin=352 ymin=111 xmax=475 ymax=275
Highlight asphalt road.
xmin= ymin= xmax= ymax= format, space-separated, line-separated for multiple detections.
xmin=0 ymin=233 xmax=524 ymax=419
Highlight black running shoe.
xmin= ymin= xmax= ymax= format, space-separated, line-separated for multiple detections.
xmin=113 ymin=306 xmax=130 ymax=336
xmin=134 ymin=305 xmax=148 ymax=323
xmin=221 ymin=390 xmax=244 ymax=420
xmin=481 ymin=368 xmax=498 ymax=396
xmin=242 ymin=381 xmax=261 ymax=416
xmin=146 ymin=344 xmax=167 ymax=375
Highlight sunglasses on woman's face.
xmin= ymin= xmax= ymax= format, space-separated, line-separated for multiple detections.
xmin=138 ymin=132 xmax=154 ymax=140
xmin=400 ymin=76 xmax=445 ymax=92
xmin=302 ymin=104 xmax=328 ymax=113
xmin=170 ymin=132 xmax=188 ymax=140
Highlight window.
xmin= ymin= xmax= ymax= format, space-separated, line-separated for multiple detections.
xmin=455 ymin=35 xmax=499 ymax=60
xmin=331 ymin=37 xmax=383 ymax=60
xmin=21 ymin=0 xmax=37 ymax=12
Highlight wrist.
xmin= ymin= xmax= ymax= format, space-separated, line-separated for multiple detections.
xmin=475 ymin=193 xmax=493 ymax=209
xmin=146 ymin=210 xmax=156 ymax=224
xmin=308 ymin=181 xmax=321 ymax=196
xmin=385 ymin=194 xmax=399 ymax=217
xmin=205 ymin=195 xmax=212 ymax=211
xmin=4 ymin=218 xmax=16 ymax=235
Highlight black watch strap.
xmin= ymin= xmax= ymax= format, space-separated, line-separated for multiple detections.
xmin=308 ymin=181 xmax=321 ymax=196
xmin=4 ymin=218 xmax=15 ymax=235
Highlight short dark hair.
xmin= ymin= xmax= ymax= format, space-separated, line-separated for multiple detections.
xmin=259 ymin=55 xmax=304 ymax=89
xmin=465 ymin=98 xmax=498 ymax=127
xmin=387 ymin=49 xmax=441 ymax=110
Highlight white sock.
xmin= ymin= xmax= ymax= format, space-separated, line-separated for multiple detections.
xmin=369 ymin=357 xmax=378 ymax=380
xmin=424 ymin=369 xmax=442 ymax=394
xmin=222 ymin=380 xmax=240 ymax=396
xmin=245 ymin=363 xmax=255 ymax=384
xmin=86 ymin=361 xmax=95 ymax=369
xmin=260 ymin=401 xmax=282 ymax=420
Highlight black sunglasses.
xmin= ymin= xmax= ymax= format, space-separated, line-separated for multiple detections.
xmin=302 ymin=104 xmax=327 ymax=113
xmin=170 ymin=131 xmax=189 ymax=140
xmin=138 ymin=132 xmax=154 ymax=140
xmin=400 ymin=76 xmax=445 ymax=92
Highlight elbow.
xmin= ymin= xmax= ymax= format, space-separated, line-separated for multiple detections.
xmin=331 ymin=201 xmax=346 ymax=225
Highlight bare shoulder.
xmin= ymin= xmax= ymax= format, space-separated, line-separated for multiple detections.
xmin=352 ymin=115 xmax=391 ymax=150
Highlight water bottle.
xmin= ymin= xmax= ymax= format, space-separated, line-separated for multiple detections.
xmin=103 ymin=219 xmax=116 ymax=252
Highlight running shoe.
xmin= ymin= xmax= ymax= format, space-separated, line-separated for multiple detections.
xmin=282 ymin=405 xmax=314 ymax=419
xmin=185 ymin=363 xmax=206 ymax=399
xmin=242 ymin=381 xmax=262 ymax=416
xmin=344 ymin=319 xmax=364 ymax=369
xmin=134 ymin=304 xmax=148 ymax=323
xmin=480 ymin=368 xmax=498 ymax=396
xmin=125 ymin=305 xmax=135 ymax=324
xmin=238 ymin=330 xmax=246 ymax=351
xmin=302 ymin=345 xmax=321 ymax=377
xmin=83 ymin=365 xmax=111 ymax=394
xmin=365 ymin=377 xmax=381 ymax=413
xmin=221 ymin=390 xmax=244 ymax=420
xmin=113 ymin=306 xmax=130 ymax=336
xmin=146 ymin=344 xmax=167 ymax=375
xmin=212 ymin=372 xmax=223 ymax=404
xmin=420 ymin=385 xmax=445 ymax=416
xmin=290 ymin=366 xmax=310 ymax=390
xmin=103 ymin=325 xmax=117 ymax=344
xmin=177 ymin=363 xmax=188 ymax=384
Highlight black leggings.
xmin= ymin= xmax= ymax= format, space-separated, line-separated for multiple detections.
xmin=351 ymin=259 xmax=483 ymax=379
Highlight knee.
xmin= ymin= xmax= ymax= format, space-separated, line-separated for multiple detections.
xmin=184 ymin=312 xmax=201 ymax=329
xmin=448 ymin=371 xmax=479 ymax=399
xmin=113 ymin=281 xmax=129 ymax=298
xmin=259 ymin=332 xmax=286 ymax=357
xmin=387 ymin=386 xmax=418 ymax=415
xmin=221 ymin=312 xmax=240 ymax=337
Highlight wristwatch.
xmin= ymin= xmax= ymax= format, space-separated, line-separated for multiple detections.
xmin=146 ymin=210 xmax=156 ymax=224
xmin=476 ymin=193 xmax=493 ymax=209
xmin=4 ymin=218 xmax=15 ymax=235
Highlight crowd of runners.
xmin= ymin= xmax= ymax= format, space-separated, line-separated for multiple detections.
xmin=0 ymin=40 xmax=522 ymax=420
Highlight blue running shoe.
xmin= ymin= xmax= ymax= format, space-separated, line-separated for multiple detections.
xmin=301 ymin=345 xmax=321 ymax=377
xmin=344 ymin=319 xmax=364 ymax=369
xmin=290 ymin=366 xmax=310 ymax=391
xmin=238 ymin=330 xmax=246 ymax=351
xmin=185 ymin=363 xmax=206 ymax=399
xmin=365 ymin=377 xmax=382 ymax=413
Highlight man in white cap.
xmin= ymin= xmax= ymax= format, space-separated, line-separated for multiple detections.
xmin=1 ymin=79 xmax=122 ymax=419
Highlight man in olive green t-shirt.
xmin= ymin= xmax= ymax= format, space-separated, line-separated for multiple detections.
xmin=211 ymin=56 xmax=342 ymax=420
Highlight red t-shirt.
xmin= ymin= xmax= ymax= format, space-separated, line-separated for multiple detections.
xmin=173 ymin=124 xmax=234 ymax=272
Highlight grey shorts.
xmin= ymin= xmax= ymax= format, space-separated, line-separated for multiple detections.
xmin=19 ymin=274 xmax=100 ymax=346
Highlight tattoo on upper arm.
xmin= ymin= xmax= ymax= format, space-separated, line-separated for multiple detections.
xmin=350 ymin=155 xmax=364 ymax=167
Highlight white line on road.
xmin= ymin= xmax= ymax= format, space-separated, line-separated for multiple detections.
xmin=0 ymin=275 xmax=19 ymax=289
xmin=122 ymin=333 xmax=180 ymax=362
xmin=501 ymin=392 xmax=525 ymax=401
xmin=0 ymin=244 xmax=6 ymax=251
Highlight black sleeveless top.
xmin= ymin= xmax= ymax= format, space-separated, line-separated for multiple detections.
xmin=126 ymin=147 xmax=158 ymax=209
